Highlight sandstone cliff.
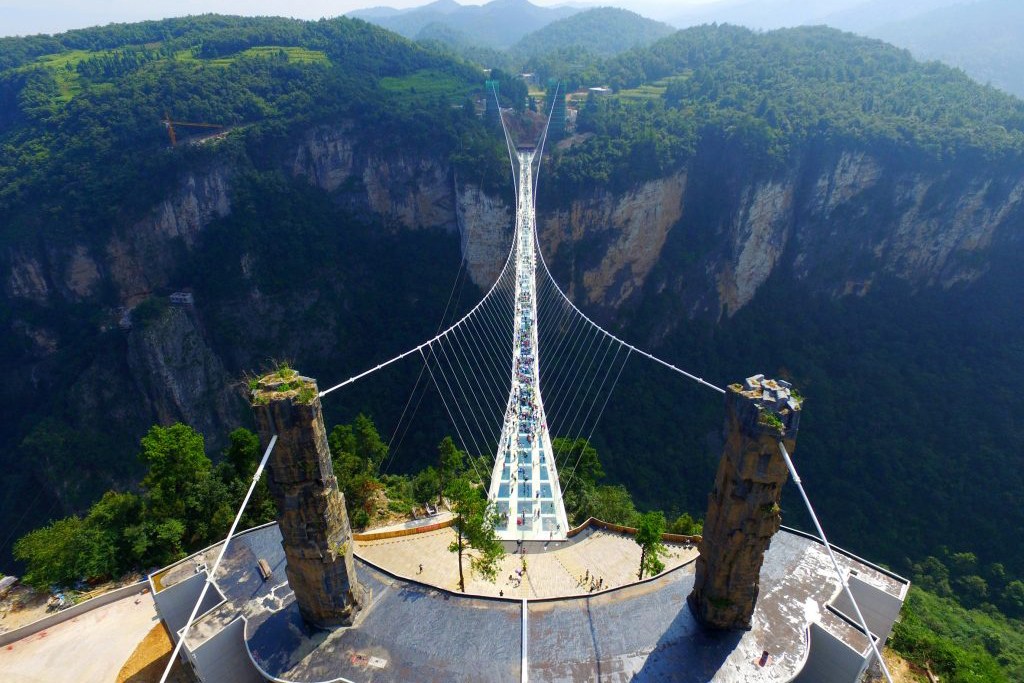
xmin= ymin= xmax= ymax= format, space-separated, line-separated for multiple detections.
xmin=536 ymin=146 xmax=1024 ymax=323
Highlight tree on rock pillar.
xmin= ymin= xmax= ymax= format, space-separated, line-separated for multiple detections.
xmin=688 ymin=374 xmax=802 ymax=630
xmin=251 ymin=366 xmax=368 ymax=629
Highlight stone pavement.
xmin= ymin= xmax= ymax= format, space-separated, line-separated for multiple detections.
xmin=0 ymin=590 xmax=159 ymax=683
xmin=355 ymin=526 xmax=698 ymax=598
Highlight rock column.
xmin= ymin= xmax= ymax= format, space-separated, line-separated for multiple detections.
xmin=688 ymin=374 xmax=801 ymax=630
xmin=251 ymin=369 xmax=366 ymax=629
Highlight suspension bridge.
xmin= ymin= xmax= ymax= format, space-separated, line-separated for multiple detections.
xmin=145 ymin=83 xmax=901 ymax=683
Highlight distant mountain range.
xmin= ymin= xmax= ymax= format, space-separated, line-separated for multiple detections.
xmin=509 ymin=7 xmax=675 ymax=59
xmin=348 ymin=0 xmax=579 ymax=49
xmin=664 ymin=0 xmax=964 ymax=31
xmin=868 ymin=0 xmax=1024 ymax=98
xmin=663 ymin=0 xmax=1024 ymax=98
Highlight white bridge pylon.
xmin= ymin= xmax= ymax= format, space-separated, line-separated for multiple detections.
xmin=487 ymin=150 xmax=569 ymax=541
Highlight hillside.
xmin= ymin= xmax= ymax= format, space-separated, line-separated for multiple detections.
xmin=662 ymin=0 xmax=1024 ymax=99
xmin=510 ymin=7 xmax=676 ymax=60
xmin=348 ymin=0 xmax=579 ymax=49
xmin=665 ymin=0 xmax=963 ymax=31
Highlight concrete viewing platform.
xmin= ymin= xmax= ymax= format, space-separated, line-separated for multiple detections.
xmin=151 ymin=521 xmax=908 ymax=683
xmin=355 ymin=523 xmax=699 ymax=599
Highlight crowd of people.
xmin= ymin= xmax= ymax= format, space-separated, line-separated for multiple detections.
xmin=490 ymin=169 xmax=566 ymax=538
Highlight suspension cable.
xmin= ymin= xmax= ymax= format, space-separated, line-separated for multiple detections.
xmin=531 ymin=226 xmax=724 ymax=395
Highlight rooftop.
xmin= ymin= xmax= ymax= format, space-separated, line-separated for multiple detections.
xmin=153 ymin=522 xmax=907 ymax=682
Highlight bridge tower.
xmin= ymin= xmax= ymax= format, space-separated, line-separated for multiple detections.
xmin=485 ymin=79 xmax=501 ymax=128
xmin=486 ymin=150 xmax=570 ymax=541
xmin=689 ymin=375 xmax=801 ymax=629
xmin=546 ymin=78 xmax=566 ymax=140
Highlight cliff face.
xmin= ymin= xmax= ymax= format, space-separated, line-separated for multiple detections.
xmin=0 ymin=123 xmax=509 ymax=480
xmin=290 ymin=126 xmax=461 ymax=233
xmin=125 ymin=306 xmax=242 ymax=442
xmin=538 ymin=172 xmax=686 ymax=308
xmin=537 ymin=146 xmax=1024 ymax=323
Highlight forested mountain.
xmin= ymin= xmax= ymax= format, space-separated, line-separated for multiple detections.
xmin=3 ymin=13 xmax=1024 ymax=678
xmin=348 ymin=0 xmax=579 ymax=49
xmin=509 ymin=8 xmax=675 ymax=60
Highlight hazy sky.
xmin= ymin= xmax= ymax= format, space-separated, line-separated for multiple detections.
xmin=1 ymin=0 xmax=724 ymax=38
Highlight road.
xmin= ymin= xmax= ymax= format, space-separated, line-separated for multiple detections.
xmin=0 ymin=589 xmax=158 ymax=683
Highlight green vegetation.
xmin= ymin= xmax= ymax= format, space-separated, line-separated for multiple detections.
xmin=446 ymin=474 xmax=504 ymax=593
xmin=616 ymin=82 xmax=668 ymax=103
xmin=0 ymin=15 xmax=493 ymax=246
xmin=508 ymin=8 xmax=675 ymax=61
xmin=893 ymin=587 xmax=1023 ymax=682
xmin=758 ymin=411 xmax=784 ymax=431
xmin=4 ymin=14 xmax=1024 ymax=680
xmin=540 ymin=24 xmax=1024 ymax=200
xmin=13 ymin=424 xmax=271 ymax=588
xmin=870 ymin=0 xmax=1024 ymax=99
xmin=379 ymin=68 xmax=474 ymax=103
xmin=634 ymin=511 xmax=667 ymax=580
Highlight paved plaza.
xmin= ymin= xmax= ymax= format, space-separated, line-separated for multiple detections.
xmin=0 ymin=590 xmax=158 ymax=683
xmin=355 ymin=525 xmax=698 ymax=598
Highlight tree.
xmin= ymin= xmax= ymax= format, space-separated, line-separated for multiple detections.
xmin=588 ymin=485 xmax=640 ymax=527
xmin=328 ymin=415 xmax=389 ymax=526
xmin=222 ymin=427 xmax=261 ymax=480
xmin=412 ymin=466 xmax=441 ymax=506
xmin=82 ymin=490 xmax=145 ymax=575
xmin=635 ymin=511 xmax=667 ymax=580
xmin=1001 ymin=580 xmax=1024 ymax=618
xmin=14 ymin=516 xmax=88 ymax=588
xmin=668 ymin=512 xmax=703 ymax=536
xmin=352 ymin=414 xmax=388 ymax=474
xmin=437 ymin=436 xmax=466 ymax=502
xmin=220 ymin=428 xmax=277 ymax=528
xmin=445 ymin=477 xmax=504 ymax=592
xmin=139 ymin=423 xmax=211 ymax=525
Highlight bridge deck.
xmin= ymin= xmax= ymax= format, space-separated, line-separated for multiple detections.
xmin=487 ymin=150 xmax=569 ymax=541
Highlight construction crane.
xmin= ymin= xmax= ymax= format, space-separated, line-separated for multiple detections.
xmin=162 ymin=111 xmax=224 ymax=146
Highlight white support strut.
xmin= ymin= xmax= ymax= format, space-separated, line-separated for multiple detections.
xmin=159 ymin=435 xmax=278 ymax=683
xmin=777 ymin=440 xmax=894 ymax=683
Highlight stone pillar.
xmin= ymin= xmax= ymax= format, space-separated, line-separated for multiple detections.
xmin=688 ymin=374 xmax=802 ymax=630
xmin=251 ymin=369 xmax=367 ymax=629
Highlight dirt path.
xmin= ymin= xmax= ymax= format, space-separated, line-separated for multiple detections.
xmin=116 ymin=623 xmax=195 ymax=683
xmin=877 ymin=647 xmax=931 ymax=683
